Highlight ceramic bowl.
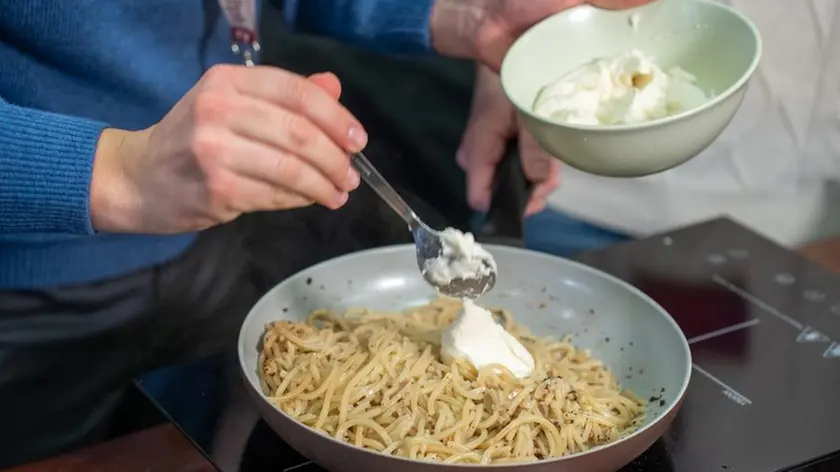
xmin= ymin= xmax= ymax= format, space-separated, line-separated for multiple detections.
xmin=500 ymin=0 xmax=761 ymax=177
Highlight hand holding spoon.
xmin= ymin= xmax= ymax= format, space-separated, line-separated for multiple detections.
xmin=350 ymin=152 xmax=497 ymax=299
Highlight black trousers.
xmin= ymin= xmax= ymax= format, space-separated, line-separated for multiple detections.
xmin=0 ymin=222 xmax=259 ymax=468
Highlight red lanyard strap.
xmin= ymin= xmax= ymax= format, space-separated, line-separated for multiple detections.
xmin=218 ymin=0 xmax=260 ymax=66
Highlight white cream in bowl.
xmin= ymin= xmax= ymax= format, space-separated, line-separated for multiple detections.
xmin=533 ymin=49 xmax=709 ymax=126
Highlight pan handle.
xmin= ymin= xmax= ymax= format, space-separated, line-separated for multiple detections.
xmin=478 ymin=139 xmax=534 ymax=241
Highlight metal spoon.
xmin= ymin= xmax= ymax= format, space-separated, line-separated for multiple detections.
xmin=351 ymin=152 xmax=496 ymax=299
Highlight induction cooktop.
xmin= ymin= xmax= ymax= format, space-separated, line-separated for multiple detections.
xmin=139 ymin=218 xmax=840 ymax=472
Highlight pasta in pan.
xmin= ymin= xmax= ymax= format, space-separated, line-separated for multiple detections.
xmin=257 ymin=297 xmax=645 ymax=464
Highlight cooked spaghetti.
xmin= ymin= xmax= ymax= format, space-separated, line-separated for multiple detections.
xmin=257 ymin=297 xmax=645 ymax=464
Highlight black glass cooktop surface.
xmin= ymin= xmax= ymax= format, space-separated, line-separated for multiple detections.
xmin=138 ymin=218 xmax=840 ymax=472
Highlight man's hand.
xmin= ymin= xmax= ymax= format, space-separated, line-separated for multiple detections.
xmin=90 ymin=66 xmax=366 ymax=234
xmin=457 ymin=65 xmax=559 ymax=217
xmin=431 ymin=0 xmax=655 ymax=70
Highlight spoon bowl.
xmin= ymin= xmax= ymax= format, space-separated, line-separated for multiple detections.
xmin=412 ymin=224 xmax=497 ymax=299
xmin=351 ymin=152 xmax=497 ymax=299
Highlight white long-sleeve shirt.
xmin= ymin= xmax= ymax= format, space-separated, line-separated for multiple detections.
xmin=548 ymin=0 xmax=840 ymax=247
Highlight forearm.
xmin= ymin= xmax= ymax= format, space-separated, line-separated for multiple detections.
xmin=280 ymin=0 xmax=482 ymax=56
xmin=428 ymin=0 xmax=485 ymax=60
xmin=0 ymin=102 xmax=109 ymax=234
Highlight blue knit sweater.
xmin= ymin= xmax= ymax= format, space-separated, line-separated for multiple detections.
xmin=0 ymin=0 xmax=434 ymax=289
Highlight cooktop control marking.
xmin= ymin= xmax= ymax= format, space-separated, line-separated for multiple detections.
xmin=688 ymin=319 xmax=760 ymax=345
xmin=707 ymin=254 xmax=727 ymax=265
xmin=283 ymin=461 xmax=314 ymax=472
xmin=797 ymin=326 xmax=830 ymax=343
xmin=692 ymin=364 xmax=751 ymax=406
xmin=727 ymin=248 xmax=749 ymax=259
xmin=774 ymin=273 xmax=796 ymax=285
xmin=713 ymin=274 xmax=804 ymax=330
xmin=804 ymin=289 xmax=826 ymax=302
xmin=712 ymin=274 xmax=840 ymax=363
xmin=823 ymin=342 xmax=840 ymax=359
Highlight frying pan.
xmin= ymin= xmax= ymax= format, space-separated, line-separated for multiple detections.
xmin=237 ymin=244 xmax=691 ymax=472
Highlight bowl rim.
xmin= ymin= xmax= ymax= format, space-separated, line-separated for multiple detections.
xmin=237 ymin=243 xmax=693 ymax=468
xmin=500 ymin=0 xmax=763 ymax=132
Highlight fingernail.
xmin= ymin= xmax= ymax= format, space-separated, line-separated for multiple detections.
xmin=348 ymin=127 xmax=368 ymax=152
xmin=333 ymin=191 xmax=349 ymax=208
xmin=345 ymin=167 xmax=360 ymax=190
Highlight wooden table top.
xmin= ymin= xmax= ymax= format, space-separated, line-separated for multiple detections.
xmin=798 ymin=236 xmax=840 ymax=275
xmin=3 ymin=424 xmax=215 ymax=472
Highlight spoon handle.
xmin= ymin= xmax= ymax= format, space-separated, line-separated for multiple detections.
xmin=351 ymin=152 xmax=419 ymax=227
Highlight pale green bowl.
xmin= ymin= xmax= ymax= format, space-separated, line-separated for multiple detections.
xmin=500 ymin=0 xmax=761 ymax=177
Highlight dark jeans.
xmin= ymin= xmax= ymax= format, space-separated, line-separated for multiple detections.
xmin=0 ymin=223 xmax=258 ymax=468
xmin=524 ymin=209 xmax=632 ymax=257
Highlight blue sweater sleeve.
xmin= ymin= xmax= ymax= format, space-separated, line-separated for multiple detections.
xmin=0 ymin=101 xmax=105 ymax=235
xmin=280 ymin=0 xmax=436 ymax=55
